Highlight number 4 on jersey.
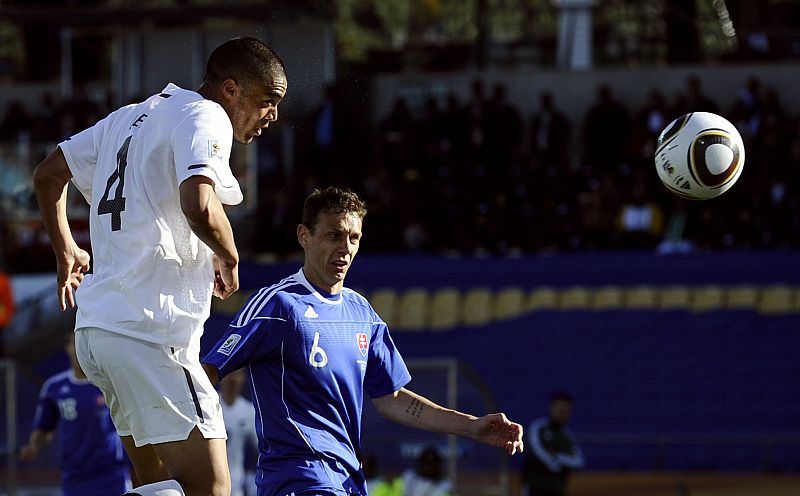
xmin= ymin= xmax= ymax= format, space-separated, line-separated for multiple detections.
xmin=98 ymin=136 xmax=131 ymax=231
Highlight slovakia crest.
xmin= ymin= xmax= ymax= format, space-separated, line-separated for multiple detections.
xmin=356 ymin=333 xmax=368 ymax=357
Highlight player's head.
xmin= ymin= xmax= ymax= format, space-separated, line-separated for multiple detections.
xmin=297 ymin=187 xmax=367 ymax=294
xmin=201 ymin=37 xmax=287 ymax=144
xmin=549 ymin=391 xmax=574 ymax=426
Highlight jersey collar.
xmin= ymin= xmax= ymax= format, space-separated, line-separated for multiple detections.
xmin=296 ymin=269 xmax=343 ymax=305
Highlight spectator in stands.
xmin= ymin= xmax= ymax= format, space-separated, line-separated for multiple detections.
xmin=582 ymin=83 xmax=631 ymax=176
xmin=19 ymin=332 xmax=133 ymax=495
xmin=219 ymin=369 xmax=258 ymax=496
xmin=731 ymin=75 xmax=765 ymax=141
xmin=529 ymin=90 xmax=570 ymax=170
xmin=671 ymin=75 xmax=720 ymax=118
xmin=0 ymin=100 xmax=33 ymax=143
xmin=399 ymin=447 xmax=452 ymax=496
xmin=522 ymin=392 xmax=584 ymax=496
xmin=484 ymin=82 xmax=523 ymax=176
xmin=202 ymin=187 xmax=524 ymax=496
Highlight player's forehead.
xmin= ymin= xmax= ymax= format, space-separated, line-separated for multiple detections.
xmin=248 ymin=74 xmax=287 ymax=100
xmin=315 ymin=210 xmax=362 ymax=233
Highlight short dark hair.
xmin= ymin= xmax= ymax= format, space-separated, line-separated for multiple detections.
xmin=551 ymin=391 xmax=574 ymax=404
xmin=302 ymin=187 xmax=367 ymax=231
xmin=204 ymin=37 xmax=285 ymax=88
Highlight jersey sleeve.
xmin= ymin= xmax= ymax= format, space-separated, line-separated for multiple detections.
xmin=59 ymin=125 xmax=100 ymax=204
xmin=172 ymin=102 xmax=243 ymax=206
xmin=202 ymin=291 xmax=289 ymax=377
xmin=364 ymin=321 xmax=412 ymax=398
xmin=31 ymin=382 xmax=58 ymax=432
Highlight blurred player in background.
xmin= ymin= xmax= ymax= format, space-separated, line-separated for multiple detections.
xmin=19 ymin=332 xmax=132 ymax=495
xmin=220 ymin=368 xmax=258 ymax=496
xmin=203 ymin=187 xmax=524 ymax=496
xmin=33 ymin=37 xmax=287 ymax=496
xmin=522 ymin=392 xmax=584 ymax=496
xmin=399 ymin=446 xmax=452 ymax=496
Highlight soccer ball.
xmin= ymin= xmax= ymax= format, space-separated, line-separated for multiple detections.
xmin=654 ymin=112 xmax=745 ymax=200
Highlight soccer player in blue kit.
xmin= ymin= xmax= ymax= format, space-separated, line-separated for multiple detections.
xmin=203 ymin=187 xmax=524 ymax=496
xmin=20 ymin=332 xmax=132 ymax=495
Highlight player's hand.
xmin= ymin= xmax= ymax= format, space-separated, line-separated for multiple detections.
xmin=213 ymin=255 xmax=239 ymax=299
xmin=18 ymin=444 xmax=38 ymax=461
xmin=471 ymin=413 xmax=524 ymax=455
xmin=56 ymin=246 xmax=91 ymax=311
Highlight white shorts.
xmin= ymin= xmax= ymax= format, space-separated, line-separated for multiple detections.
xmin=74 ymin=327 xmax=227 ymax=447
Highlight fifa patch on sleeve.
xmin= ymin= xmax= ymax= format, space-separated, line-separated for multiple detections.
xmin=217 ymin=334 xmax=241 ymax=356
xmin=208 ymin=140 xmax=222 ymax=158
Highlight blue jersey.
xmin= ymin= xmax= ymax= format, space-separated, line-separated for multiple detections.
xmin=32 ymin=370 xmax=130 ymax=495
xmin=204 ymin=269 xmax=412 ymax=496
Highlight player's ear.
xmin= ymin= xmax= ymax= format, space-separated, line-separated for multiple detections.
xmin=297 ymin=224 xmax=309 ymax=248
xmin=221 ymin=79 xmax=238 ymax=100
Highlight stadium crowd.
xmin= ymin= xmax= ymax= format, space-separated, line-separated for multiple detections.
xmin=1 ymin=74 xmax=799 ymax=271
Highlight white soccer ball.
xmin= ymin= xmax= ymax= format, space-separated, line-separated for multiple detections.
xmin=654 ymin=112 xmax=745 ymax=200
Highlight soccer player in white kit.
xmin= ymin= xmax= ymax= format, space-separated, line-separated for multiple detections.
xmin=33 ymin=37 xmax=287 ymax=496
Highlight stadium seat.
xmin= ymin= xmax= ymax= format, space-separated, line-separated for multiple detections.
xmin=396 ymin=288 xmax=431 ymax=331
xmin=659 ymin=286 xmax=690 ymax=309
xmin=462 ymin=288 xmax=493 ymax=326
xmin=560 ymin=286 xmax=590 ymax=310
xmin=429 ymin=287 xmax=462 ymax=330
xmin=493 ymin=287 xmax=526 ymax=320
xmin=527 ymin=287 xmax=558 ymax=311
xmin=592 ymin=286 xmax=623 ymax=310
xmin=691 ymin=286 xmax=724 ymax=312
xmin=759 ymin=285 xmax=794 ymax=315
xmin=625 ymin=286 xmax=657 ymax=309
xmin=726 ymin=286 xmax=758 ymax=309
xmin=369 ymin=288 xmax=399 ymax=327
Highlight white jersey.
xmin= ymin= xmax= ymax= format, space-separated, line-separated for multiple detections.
xmin=61 ymin=83 xmax=243 ymax=348
xmin=221 ymin=396 xmax=258 ymax=496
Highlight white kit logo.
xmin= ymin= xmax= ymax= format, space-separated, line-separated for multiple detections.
xmin=217 ymin=334 xmax=241 ymax=356
xmin=304 ymin=305 xmax=319 ymax=318
xmin=308 ymin=332 xmax=328 ymax=368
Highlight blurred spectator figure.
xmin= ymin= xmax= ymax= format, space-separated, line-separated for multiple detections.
xmin=465 ymin=78 xmax=489 ymax=161
xmin=523 ymin=392 xmax=584 ymax=496
xmin=530 ymin=90 xmax=570 ymax=170
xmin=400 ymin=447 xmax=452 ymax=496
xmin=632 ymin=89 xmax=669 ymax=164
xmin=220 ymin=369 xmax=258 ymax=496
xmin=0 ymin=100 xmax=33 ymax=143
xmin=731 ymin=75 xmax=765 ymax=140
xmin=656 ymin=199 xmax=695 ymax=255
xmin=671 ymin=75 xmax=719 ymax=117
xmin=363 ymin=452 xmax=402 ymax=496
xmin=0 ymin=269 xmax=13 ymax=330
xmin=19 ymin=332 xmax=132 ymax=495
xmin=484 ymin=82 xmax=523 ymax=173
xmin=307 ymin=84 xmax=343 ymax=186
xmin=582 ymin=84 xmax=631 ymax=175
xmin=378 ymin=96 xmax=416 ymax=180
xmin=616 ymin=176 xmax=664 ymax=250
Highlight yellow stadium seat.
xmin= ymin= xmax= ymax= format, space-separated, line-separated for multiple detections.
xmin=726 ymin=286 xmax=758 ymax=309
xmin=528 ymin=288 xmax=558 ymax=311
xmin=659 ymin=286 xmax=690 ymax=309
xmin=560 ymin=287 xmax=590 ymax=310
xmin=462 ymin=288 xmax=493 ymax=326
xmin=592 ymin=286 xmax=623 ymax=310
xmin=429 ymin=288 xmax=462 ymax=330
xmin=396 ymin=288 xmax=430 ymax=331
xmin=370 ymin=289 xmax=399 ymax=327
xmin=691 ymin=286 xmax=724 ymax=312
xmin=625 ymin=286 xmax=657 ymax=309
xmin=759 ymin=285 xmax=794 ymax=315
xmin=494 ymin=287 xmax=526 ymax=320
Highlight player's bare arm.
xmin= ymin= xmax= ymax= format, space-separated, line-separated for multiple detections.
xmin=179 ymin=175 xmax=239 ymax=299
xmin=33 ymin=148 xmax=91 ymax=311
xmin=18 ymin=429 xmax=54 ymax=461
xmin=371 ymin=387 xmax=524 ymax=455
